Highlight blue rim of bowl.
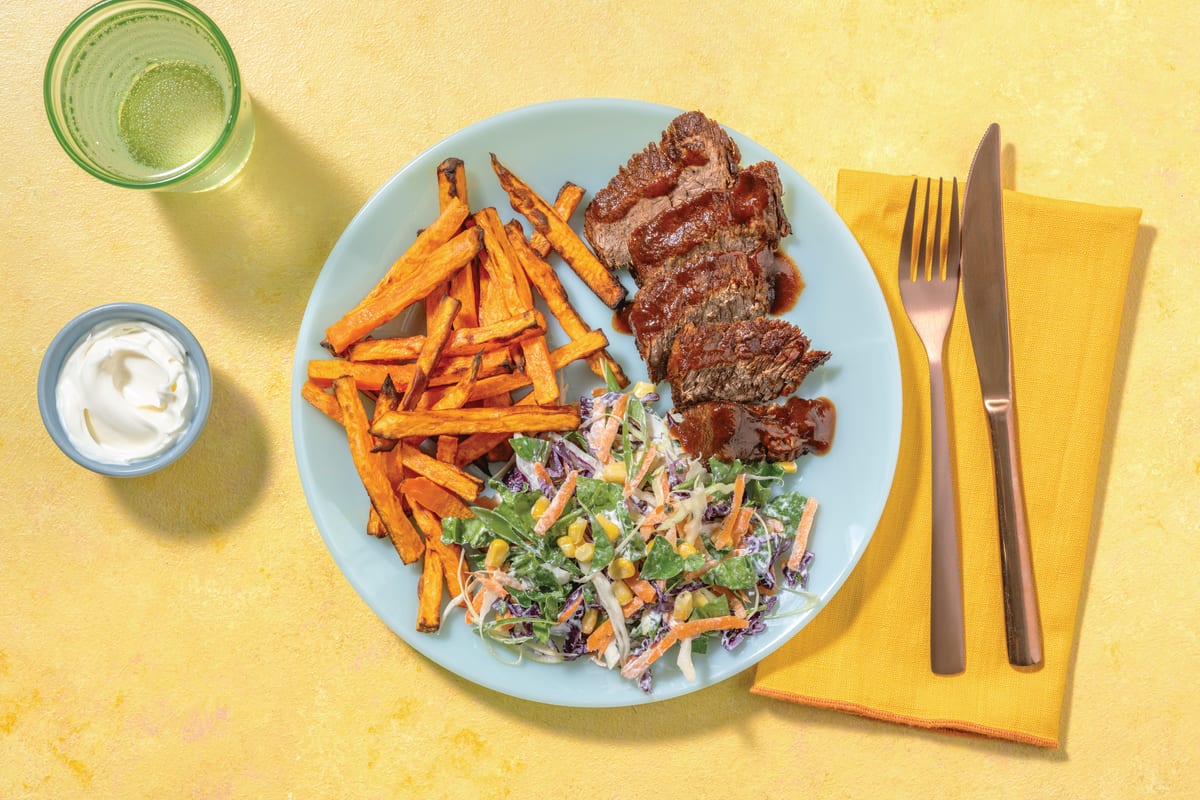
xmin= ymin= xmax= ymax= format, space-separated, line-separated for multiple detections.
xmin=38 ymin=303 xmax=212 ymax=476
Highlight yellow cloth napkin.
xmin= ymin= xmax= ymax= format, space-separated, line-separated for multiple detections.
xmin=751 ymin=169 xmax=1142 ymax=748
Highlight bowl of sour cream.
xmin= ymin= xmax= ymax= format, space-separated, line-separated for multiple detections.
xmin=38 ymin=303 xmax=212 ymax=476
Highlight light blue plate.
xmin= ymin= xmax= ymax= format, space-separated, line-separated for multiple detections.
xmin=290 ymin=98 xmax=901 ymax=707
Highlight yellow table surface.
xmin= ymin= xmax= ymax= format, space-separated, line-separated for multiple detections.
xmin=3 ymin=2 xmax=1196 ymax=797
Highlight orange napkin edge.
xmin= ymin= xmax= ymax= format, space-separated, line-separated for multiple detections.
xmin=750 ymin=168 xmax=1142 ymax=748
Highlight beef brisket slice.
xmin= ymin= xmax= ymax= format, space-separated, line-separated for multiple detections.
xmin=629 ymin=249 xmax=772 ymax=382
xmin=671 ymin=397 xmax=836 ymax=463
xmin=583 ymin=111 xmax=741 ymax=272
xmin=626 ymin=161 xmax=791 ymax=286
xmin=666 ymin=317 xmax=830 ymax=407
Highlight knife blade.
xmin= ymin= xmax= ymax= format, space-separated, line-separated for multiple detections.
xmin=961 ymin=123 xmax=1044 ymax=667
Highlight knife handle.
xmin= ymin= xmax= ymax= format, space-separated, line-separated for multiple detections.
xmin=985 ymin=400 xmax=1044 ymax=667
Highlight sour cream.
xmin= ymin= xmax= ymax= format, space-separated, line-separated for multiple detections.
xmin=54 ymin=320 xmax=199 ymax=465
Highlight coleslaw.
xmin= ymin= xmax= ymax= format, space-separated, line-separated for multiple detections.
xmin=440 ymin=379 xmax=819 ymax=691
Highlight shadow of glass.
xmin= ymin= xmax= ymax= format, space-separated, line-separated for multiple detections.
xmin=153 ymin=101 xmax=362 ymax=335
xmin=108 ymin=365 xmax=270 ymax=537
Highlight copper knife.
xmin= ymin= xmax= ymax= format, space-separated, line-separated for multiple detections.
xmin=961 ymin=123 xmax=1044 ymax=667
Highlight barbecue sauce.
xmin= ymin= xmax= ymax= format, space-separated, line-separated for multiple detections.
xmin=768 ymin=252 xmax=805 ymax=314
xmin=611 ymin=301 xmax=634 ymax=335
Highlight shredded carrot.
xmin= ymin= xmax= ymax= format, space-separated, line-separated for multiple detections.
xmin=624 ymin=444 xmax=657 ymax=498
xmin=593 ymin=392 xmax=629 ymax=464
xmin=713 ymin=473 xmax=747 ymax=549
xmin=532 ymin=461 xmax=554 ymax=491
xmin=726 ymin=507 xmax=754 ymax=551
xmin=533 ymin=469 xmax=578 ymax=535
xmin=556 ymin=591 xmax=585 ymax=624
xmin=638 ymin=506 xmax=667 ymax=539
xmin=626 ymin=579 xmax=658 ymax=605
xmin=585 ymin=597 xmax=645 ymax=652
xmin=786 ymin=497 xmax=819 ymax=572
xmin=619 ymin=615 xmax=750 ymax=679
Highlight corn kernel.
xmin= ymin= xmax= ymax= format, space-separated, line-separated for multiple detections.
xmin=567 ymin=517 xmax=588 ymax=544
xmin=580 ymin=607 xmax=600 ymax=635
xmin=694 ymin=589 xmax=713 ymax=608
xmin=631 ymin=381 xmax=657 ymax=399
xmin=677 ymin=542 xmax=697 ymax=559
xmin=575 ymin=542 xmax=595 ymax=563
xmin=777 ymin=460 xmax=798 ymax=474
xmin=601 ymin=461 xmax=627 ymax=484
xmin=612 ymin=579 xmax=633 ymax=606
xmin=673 ymin=590 xmax=694 ymax=622
xmin=608 ymin=557 xmax=636 ymax=581
xmin=596 ymin=515 xmax=620 ymax=541
xmin=484 ymin=539 xmax=510 ymax=570
xmin=556 ymin=536 xmax=576 ymax=558
xmin=531 ymin=496 xmax=551 ymax=519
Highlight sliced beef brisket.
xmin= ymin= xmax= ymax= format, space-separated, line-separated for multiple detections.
xmin=628 ymin=249 xmax=773 ymax=382
xmin=666 ymin=318 xmax=830 ymax=407
xmin=671 ymin=397 xmax=836 ymax=463
xmin=583 ymin=111 xmax=741 ymax=272
xmin=626 ymin=161 xmax=790 ymax=287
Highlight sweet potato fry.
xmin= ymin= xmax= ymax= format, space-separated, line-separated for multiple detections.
xmin=490 ymin=154 xmax=625 ymax=308
xmin=302 ymin=380 xmax=340 ymax=421
xmin=346 ymin=310 xmax=543 ymax=362
xmin=434 ymin=352 xmax=482 ymax=412
xmin=401 ymin=477 xmax=474 ymax=520
xmin=462 ymin=328 xmax=610 ymax=403
xmin=448 ymin=258 xmax=480 ymax=329
xmin=401 ymin=294 xmax=461 ymax=411
xmin=349 ymin=197 xmax=469 ymax=312
xmin=530 ymin=182 xmax=585 ymax=258
xmin=399 ymin=443 xmax=481 ymax=502
xmin=505 ymin=219 xmax=628 ymax=387
xmin=424 ymin=159 xmax=470 ymax=322
xmin=436 ymin=436 xmax=459 ymax=464
xmin=437 ymin=157 xmax=468 ymax=210
xmin=415 ymin=543 xmax=445 ymax=632
xmin=451 ymin=394 xmax=539 ymax=466
xmin=307 ymin=347 xmax=515 ymax=392
xmin=476 ymin=208 xmax=559 ymax=404
xmin=410 ymin=503 xmax=467 ymax=609
xmin=370 ymin=373 xmax=404 ymax=456
xmin=331 ymin=376 xmax=423 ymax=564
xmin=371 ymin=404 xmax=580 ymax=440
xmin=324 ymin=225 xmax=482 ymax=354
xmin=475 ymin=208 xmax=527 ymax=314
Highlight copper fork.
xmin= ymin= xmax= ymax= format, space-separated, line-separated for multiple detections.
xmin=898 ymin=177 xmax=965 ymax=675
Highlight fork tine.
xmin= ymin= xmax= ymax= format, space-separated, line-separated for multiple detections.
xmin=932 ymin=178 xmax=944 ymax=280
xmin=899 ymin=178 xmax=918 ymax=283
xmin=917 ymin=177 xmax=931 ymax=280
xmin=947 ymin=177 xmax=961 ymax=274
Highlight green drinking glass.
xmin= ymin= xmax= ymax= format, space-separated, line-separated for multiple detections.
xmin=44 ymin=0 xmax=255 ymax=192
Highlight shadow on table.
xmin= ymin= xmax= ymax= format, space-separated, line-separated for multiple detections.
xmin=153 ymin=100 xmax=361 ymax=335
xmin=107 ymin=365 xmax=269 ymax=537
xmin=445 ymin=664 xmax=775 ymax=744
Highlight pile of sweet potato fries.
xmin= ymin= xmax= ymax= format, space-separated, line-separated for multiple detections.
xmin=302 ymin=154 xmax=628 ymax=631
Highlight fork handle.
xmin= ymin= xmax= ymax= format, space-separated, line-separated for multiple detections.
xmin=985 ymin=401 xmax=1044 ymax=667
xmin=929 ymin=355 xmax=965 ymax=675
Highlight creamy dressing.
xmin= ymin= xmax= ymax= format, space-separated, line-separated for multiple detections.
xmin=55 ymin=320 xmax=198 ymax=465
